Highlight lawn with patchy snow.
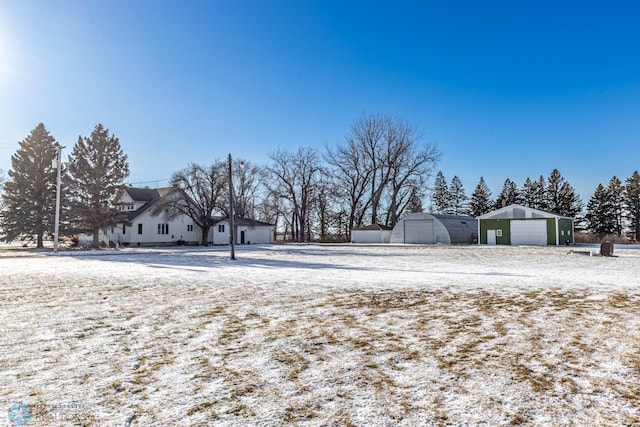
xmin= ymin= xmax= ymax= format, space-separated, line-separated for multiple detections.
xmin=1 ymin=244 xmax=639 ymax=426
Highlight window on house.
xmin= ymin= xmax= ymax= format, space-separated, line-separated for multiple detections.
xmin=158 ymin=224 xmax=169 ymax=235
xmin=496 ymin=229 xmax=503 ymax=237
xmin=123 ymin=224 xmax=126 ymax=234
xmin=218 ymin=224 xmax=225 ymax=233
xmin=561 ymin=230 xmax=565 ymax=236
xmin=187 ymin=224 xmax=194 ymax=232
xmin=138 ymin=224 xmax=143 ymax=234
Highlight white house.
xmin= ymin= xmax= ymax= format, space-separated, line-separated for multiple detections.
xmin=209 ymin=217 xmax=275 ymax=245
xmin=78 ymin=186 xmax=275 ymax=247
xmin=105 ymin=186 xmax=201 ymax=246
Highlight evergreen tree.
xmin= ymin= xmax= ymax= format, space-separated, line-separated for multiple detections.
xmin=542 ymin=169 xmax=582 ymax=217
xmin=469 ymin=176 xmax=492 ymax=217
xmin=535 ymin=175 xmax=548 ymax=210
xmin=624 ymin=171 xmax=640 ymax=241
xmin=0 ymin=124 xmax=59 ymax=247
xmin=606 ymin=176 xmax=625 ymax=236
xmin=448 ymin=175 xmax=468 ymax=215
xmin=585 ymin=184 xmax=615 ymax=234
xmin=545 ymin=169 xmax=564 ymax=212
xmin=521 ymin=175 xmax=546 ymax=209
xmin=431 ymin=171 xmax=450 ymax=214
xmin=557 ymin=181 xmax=583 ymax=217
xmin=64 ymin=124 xmax=129 ymax=247
xmin=406 ymin=187 xmax=424 ymax=213
xmin=494 ymin=178 xmax=519 ymax=209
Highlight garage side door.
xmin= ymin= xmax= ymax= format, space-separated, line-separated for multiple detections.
xmin=404 ymin=219 xmax=435 ymax=244
xmin=510 ymin=220 xmax=547 ymax=246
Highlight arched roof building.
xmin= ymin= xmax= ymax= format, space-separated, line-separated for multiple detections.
xmin=389 ymin=213 xmax=478 ymax=244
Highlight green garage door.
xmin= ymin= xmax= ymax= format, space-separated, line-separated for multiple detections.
xmin=404 ymin=219 xmax=435 ymax=244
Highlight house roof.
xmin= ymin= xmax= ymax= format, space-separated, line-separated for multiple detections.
xmin=352 ymin=223 xmax=393 ymax=231
xmin=477 ymin=204 xmax=574 ymax=220
xmin=117 ymin=186 xmax=175 ymax=221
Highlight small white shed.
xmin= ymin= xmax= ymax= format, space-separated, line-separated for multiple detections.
xmin=351 ymin=224 xmax=393 ymax=243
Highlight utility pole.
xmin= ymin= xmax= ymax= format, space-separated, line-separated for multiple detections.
xmin=228 ymin=153 xmax=236 ymax=260
xmin=53 ymin=145 xmax=64 ymax=253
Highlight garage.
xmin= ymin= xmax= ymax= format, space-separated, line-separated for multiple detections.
xmin=351 ymin=224 xmax=392 ymax=243
xmin=510 ymin=220 xmax=548 ymax=246
xmin=478 ymin=204 xmax=575 ymax=246
xmin=404 ymin=219 xmax=435 ymax=244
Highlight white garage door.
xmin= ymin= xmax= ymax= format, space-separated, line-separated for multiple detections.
xmin=352 ymin=231 xmax=381 ymax=244
xmin=511 ymin=220 xmax=548 ymax=246
xmin=404 ymin=219 xmax=435 ymax=244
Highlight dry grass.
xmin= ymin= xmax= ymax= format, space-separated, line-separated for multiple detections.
xmin=0 ymin=247 xmax=639 ymax=425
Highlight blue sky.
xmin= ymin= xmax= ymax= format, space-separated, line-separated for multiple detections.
xmin=1 ymin=1 xmax=639 ymax=203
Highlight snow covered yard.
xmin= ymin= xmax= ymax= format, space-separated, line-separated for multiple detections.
xmin=1 ymin=244 xmax=639 ymax=426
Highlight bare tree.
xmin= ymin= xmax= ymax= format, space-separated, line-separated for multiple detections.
xmin=266 ymin=147 xmax=322 ymax=242
xmin=255 ymin=189 xmax=284 ymax=240
xmin=324 ymin=137 xmax=373 ymax=234
xmin=383 ymin=117 xmax=440 ymax=226
xmin=329 ymin=113 xmax=439 ymax=232
xmin=152 ymin=162 xmax=227 ymax=245
xmin=232 ymin=160 xmax=264 ymax=219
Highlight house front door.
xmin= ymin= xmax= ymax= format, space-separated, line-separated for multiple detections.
xmin=240 ymin=230 xmax=246 ymax=244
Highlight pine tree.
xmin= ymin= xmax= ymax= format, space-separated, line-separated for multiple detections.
xmin=470 ymin=177 xmax=492 ymax=217
xmin=585 ymin=184 xmax=615 ymax=234
xmin=557 ymin=181 xmax=583 ymax=217
xmin=606 ymin=176 xmax=625 ymax=236
xmin=495 ymin=178 xmax=519 ymax=209
xmin=406 ymin=187 xmax=424 ymax=213
xmin=64 ymin=124 xmax=129 ymax=247
xmin=431 ymin=171 xmax=450 ymax=214
xmin=0 ymin=124 xmax=59 ymax=247
xmin=545 ymin=169 xmax=564 ymax=213
xmin=535 ymin=175 xmax=547 ymax=210
xmin=521 ymin=176 xmax=546 ymax=209
xmin=448 ymin=175 xmax=468 ymax=215
xmin=542 ymin=169 xmax=582 ymax=217
xmin=624 ymin=171 xmax=640 ymax=241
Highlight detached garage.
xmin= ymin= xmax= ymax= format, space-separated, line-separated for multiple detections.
xmin=478 ymin=204 xmax=575 ymax=246
xmin=389 ymin=213 xmax=478 ymax=244
xmin=351 ymin=224 xmax=393 ymax=243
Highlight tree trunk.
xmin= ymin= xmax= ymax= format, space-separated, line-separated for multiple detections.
xmin=200 ymin=225 xmax=210 ymax=245
xmin=92 ymin=226 xmax=100 ymax=248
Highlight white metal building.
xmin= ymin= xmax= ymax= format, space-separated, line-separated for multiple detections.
xmin=351 ymin=224 xmax=393 ymax=243
xmin=389 ymin=213 xmax=478 ymax=244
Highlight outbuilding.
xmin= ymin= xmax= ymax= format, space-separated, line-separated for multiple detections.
xmin=351 ymin=224 xmax=393 ymax=244
xmin=209 ymin=217 xmax=275 ymax=245
xmin=389 ymin=213 xmax=478 ymax=244
xmin=478 ymin=204 xmax=575 ymax=246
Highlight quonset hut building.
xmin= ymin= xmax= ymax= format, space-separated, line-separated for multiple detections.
xmin=389 ymin=213 xmax=478 ymax=244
